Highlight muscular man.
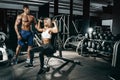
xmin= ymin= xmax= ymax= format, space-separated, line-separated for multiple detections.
xmin=13 ymin=4 xmax=37 ymax=64
xmin=25 ymin=18 xmax=58 ymax=74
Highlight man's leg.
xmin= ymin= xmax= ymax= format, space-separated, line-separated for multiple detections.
xmin=26 ymin=32 xmax=34 ymax=63
xmin=26 ymin=46 xmax=32 ymax=63
xmin=12 ymin=45 xmax=22 ymax=64
xmin=16 ymin=45 xmax=22 ymax=58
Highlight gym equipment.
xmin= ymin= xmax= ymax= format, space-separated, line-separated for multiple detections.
xmin=63 ymin=34 xmax=84 ymax=53
xmin=85 ymin=33 xmax=89 ymax=38
xmin=33 ymin=31 xmax=42 ymax=47
xmin=0 ymin=32 xmax=14 ymax=65
xmin=52 ymin=15 xmax=82 ymax=46
xmin=81 ymin=27 xmax=116 ymax=58
xmin=96 ymin=42 xmax=102 ymax=50
xmin=109 ymin=40 xmax=120 ymax=80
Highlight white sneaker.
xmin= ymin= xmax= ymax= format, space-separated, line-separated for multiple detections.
xmin=26 ymin=59 xmax=30 ymax=63
xmin=26 ymin=59 xmax=34 ymax=64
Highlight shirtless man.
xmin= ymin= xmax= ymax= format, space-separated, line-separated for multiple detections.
xmin=25 ymin=17 xmax=58 ymax=74
xmin=13 ymin=4 xmax=37 ymax=64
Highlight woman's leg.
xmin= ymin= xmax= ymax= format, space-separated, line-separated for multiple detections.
xmin=30 ymin=47 xmax=43 ymax=64
xmin=39 ymin=51 xmax=44 ymax=69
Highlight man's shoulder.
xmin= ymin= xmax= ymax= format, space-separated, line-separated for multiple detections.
xmin=29 ymin=15 xmax=35 ymax=18
xmin=17 ymin=14 xmax=23 ymax=18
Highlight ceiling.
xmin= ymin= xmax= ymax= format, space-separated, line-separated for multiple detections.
xmin=0 ymin=0 xmax=113 ymax=14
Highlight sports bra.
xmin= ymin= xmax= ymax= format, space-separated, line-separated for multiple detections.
xmin=41 ymin=29 xmax=52 ymax=39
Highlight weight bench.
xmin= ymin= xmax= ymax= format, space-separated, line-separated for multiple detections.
xmin=33 ymin=32 xmax=81 ymax=68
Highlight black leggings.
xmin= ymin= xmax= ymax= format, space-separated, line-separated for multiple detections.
xmin=30 ymin=43 xmax=54 ymax=68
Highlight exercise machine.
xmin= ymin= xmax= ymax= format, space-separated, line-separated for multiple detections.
xmin=0 ymin=32 xmax=14 ymax=65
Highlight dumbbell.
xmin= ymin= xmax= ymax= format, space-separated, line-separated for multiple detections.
xmin=92 ymin=31 xmax=97 ymax=39
xmin=97 ymin=33 xmax=101 ymax=39
xmin=111 ymin=36 xmax=114 ymax=41
xmin=85 ymin=33 xmax=89 ymax=39
xmin=92 ymin=42 xmax=97 ymax=49
xmin=94 ymin=35 xmax=97 ymax=39
xmin=88 ymin=41 xmax=92 ymax=48
xmin=102 ymin=46 xmax=106 ymax=51
xmin=108 ymin=46 xmax=113 ymax=53
xmin=103 ymin=33 xmax=107 ymax=40
xmin=96 ymin=42 xmax=102 ymax=50
xmin=84 ymin=41 xmax=88 ymax=47
xmin=100 ymin=34 xmax=104 ymax=40
xmin=102 ymin=42 xmax=111 ymax=51
xmin=82 ymin=39 xmax=88 ymax=47
xmin=89 ymin=33 xmax=93 ymax=39
xmin=104 ymin=34 xmax=109 ymax=40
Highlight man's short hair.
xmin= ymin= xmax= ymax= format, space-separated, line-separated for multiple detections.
xmin=23 ymin=4 xmax=29 ymax=9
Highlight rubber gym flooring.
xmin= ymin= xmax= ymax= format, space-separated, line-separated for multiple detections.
xmin=0 ymin=50 xmax=111 ymax=80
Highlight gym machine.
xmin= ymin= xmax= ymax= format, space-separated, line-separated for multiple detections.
xmin=0 ymin=32 xmax=14 ymax=66
xmin=63 ymin=34 xmax=84 ymax=53
xmin=108 ymin=39 xmax=120 ymax=80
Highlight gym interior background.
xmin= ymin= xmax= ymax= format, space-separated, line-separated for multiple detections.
xmin=0 ymin=0 xmax=120 ymax=80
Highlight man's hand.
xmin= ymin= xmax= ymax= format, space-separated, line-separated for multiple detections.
xmin=17 ymin=35 xmax=22 ymax=40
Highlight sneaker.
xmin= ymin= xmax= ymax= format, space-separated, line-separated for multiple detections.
xmin=26 ymin=59 xmax=30 ymax=63
xmin=37 ymin=68 xmax=45 ymax=74
xmin=24 ymin=63 xmax=33 ymax=68
xmin=37 ymin=67 xmax=50 ymax=75
xmin=26 ymin=59 xmax=34 ymax=64
xmin=12 ymin=57 xmax=18 ymax=65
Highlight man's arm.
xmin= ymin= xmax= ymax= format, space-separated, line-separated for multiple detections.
xmin=14 ymin=15 xmax=21 ymax=38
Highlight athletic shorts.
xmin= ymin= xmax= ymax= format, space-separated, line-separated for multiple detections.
xmin=18 ymin=30 xmax=34 ymax=46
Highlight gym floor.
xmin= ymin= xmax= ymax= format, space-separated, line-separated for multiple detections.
xmin=0 ymin=50 xmax=111 ymax=80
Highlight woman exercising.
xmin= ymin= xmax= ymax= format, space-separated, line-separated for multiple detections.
xmin=25 ymin=17 xmax=58 ymax=74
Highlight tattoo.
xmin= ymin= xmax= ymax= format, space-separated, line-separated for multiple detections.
xmin=17 ymin=19 xmax=21 ymax=23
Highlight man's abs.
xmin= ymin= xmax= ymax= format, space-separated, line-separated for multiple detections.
xmin=21 ymin=25 xmax=31 ymax=31
xmin=21 ymin=14 xmax=33 ymax=31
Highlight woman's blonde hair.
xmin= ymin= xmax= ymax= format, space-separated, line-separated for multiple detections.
xmin=44 ymin=17 xmax=52 ymax=27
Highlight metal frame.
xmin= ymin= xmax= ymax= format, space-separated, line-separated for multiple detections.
xmin=52 ymin=14 xmax=80 ymax=46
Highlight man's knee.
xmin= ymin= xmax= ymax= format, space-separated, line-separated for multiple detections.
xmin=16 ymin=45 xmax=22 ymax=50
xmin=27 ymin=46 xmax=32 ymax=51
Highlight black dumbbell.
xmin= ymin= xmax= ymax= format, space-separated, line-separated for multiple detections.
xmin=88 ymin=41 xmax=92 ymax=48
xmin=96 ymin=43 xmax=102 ymax=50
xmin=85 ymin=33 xmax=89 ymax=39
xmin=108 ymin=46 xmax=113 ymax=53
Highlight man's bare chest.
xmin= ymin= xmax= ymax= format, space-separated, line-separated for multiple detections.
xmin=22 ymin=15 xmax=33 ymax=23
